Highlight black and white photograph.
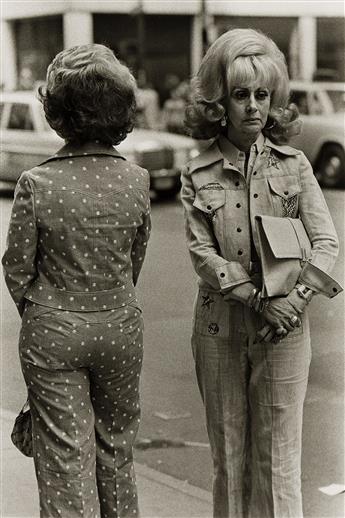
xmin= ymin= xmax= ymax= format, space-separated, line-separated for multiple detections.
xmin=0 ymin=1 xmax=344 ymax=517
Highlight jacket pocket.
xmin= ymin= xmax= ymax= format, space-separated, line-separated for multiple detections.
xmin=193 ymin=188 xmax=226 ymax=215
xmin=268 ymin=175 xmax=301 ymax=217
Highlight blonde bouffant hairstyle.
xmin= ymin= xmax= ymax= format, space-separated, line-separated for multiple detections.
xmin=185 ymin=28 xmax=301 ymax=143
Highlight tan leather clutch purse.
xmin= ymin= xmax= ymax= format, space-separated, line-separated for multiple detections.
xmin=255 ymin=215 xmax=342 ymax=298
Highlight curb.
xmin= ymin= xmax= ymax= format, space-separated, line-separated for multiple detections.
xmin=135 ymin=463 xmax=212 ymax=504
xmin=1 ymin=407 xmax=212 ymax=508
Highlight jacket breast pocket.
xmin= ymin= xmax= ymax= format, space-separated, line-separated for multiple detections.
xmin=193 ymin=188 xmax=226 ymax=226
xmin=268 ymin=176 xmax=301 ymax=218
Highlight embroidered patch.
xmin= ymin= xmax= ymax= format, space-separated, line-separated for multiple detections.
xmin=282 ymin=195 xmax=298 ymax=217
xmin=208 ymin=323 xmax=219 ymax=335
xmin=201 ymin=295 xmax=215 ymax=309
xmin=199 ymin=182 xmax=224 ymax=191
xmin=266 ymin=153 xmax=280 ymax=169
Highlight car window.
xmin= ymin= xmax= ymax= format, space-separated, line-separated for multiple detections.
xmin=290 ymin=91 xmax=309 ymax=114
xmin=308 ymin=92 xmax=325 ymax=115
xmin=326 ymin=90 xmax=345 ymax=113
xmin=7 ymin=103 xmax=34 ymax=130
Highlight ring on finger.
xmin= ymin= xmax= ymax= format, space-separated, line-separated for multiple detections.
xmin=289 ymin=315 xmax=298 ymax=326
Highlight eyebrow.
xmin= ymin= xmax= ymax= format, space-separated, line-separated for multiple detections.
xmin=232 ymin=87 xmax=270 ymax=91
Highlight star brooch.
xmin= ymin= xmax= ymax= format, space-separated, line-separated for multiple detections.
xmin=266 ymin=153 xmax=280 ymax=169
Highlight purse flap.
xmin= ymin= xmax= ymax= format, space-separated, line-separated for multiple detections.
xmin=268 ymin=176 xmax=301 ymax=199
xmin=258 ymin=215 xmax=311 ymax=259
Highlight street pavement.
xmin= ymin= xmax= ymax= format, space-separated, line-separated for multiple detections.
xmin=0 ymin=407 xmax=212 ymax=518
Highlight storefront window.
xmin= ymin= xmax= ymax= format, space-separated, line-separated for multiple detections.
xmin=94 ymin=13 xmax=191 ymax=106
xmin=14 ymin=16 xmax=63 ymax=90
xmin=316 ymin=18 xmax=344 ymax=81
xmin=214 ymin=16 xmax=296 ymax=72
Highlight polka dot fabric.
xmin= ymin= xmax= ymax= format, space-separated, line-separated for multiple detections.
xmin=2 ymin=141 xmax=151 ymax=314
xmin=2 ymin=141 xmax=151 ymax=517
xmin=20 ymin=301 xmax=143 ymax=517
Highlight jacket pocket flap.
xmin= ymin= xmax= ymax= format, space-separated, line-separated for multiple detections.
xmin=268 ymin=176 xmax=301 ymax=199
xmin=193 ymin=189 xmax=226 ymax=213
xmin=258 ymin=215 xmax=311 ymax=259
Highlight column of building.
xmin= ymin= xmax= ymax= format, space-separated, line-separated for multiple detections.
xmin=1 ymin=20 xmax=17 ymax=90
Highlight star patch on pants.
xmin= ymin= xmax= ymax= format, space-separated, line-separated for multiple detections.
xmin=208 ymin=323 xmax=219 ymax=335
xmin=202 ymin=295 xmax=215 ymax=309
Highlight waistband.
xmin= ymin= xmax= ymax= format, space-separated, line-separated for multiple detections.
xmin=24 ymin=280 xmax=136 ymax=312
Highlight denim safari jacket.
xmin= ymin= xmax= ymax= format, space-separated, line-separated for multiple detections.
xmin=181 ymin=136 xmax=339 ymax=295
xmin=2 ymin=141 xmax=151 ymax=315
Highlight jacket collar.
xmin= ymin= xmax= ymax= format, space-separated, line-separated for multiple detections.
xmin=38 ymin=140 xmax=126 ymax=166
xmin=188 ymin=140 xmax=223 ymax=174
xmin=219 ymin=133 xmax=265 ymax=171
xmin=188 ymin=136 xmax=299 ymax=174
xmin=264 ymin=137 xmax=300 ymax=157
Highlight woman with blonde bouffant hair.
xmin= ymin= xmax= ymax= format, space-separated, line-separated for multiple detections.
xmin=181 ymin=28 xmax=339 ymax=517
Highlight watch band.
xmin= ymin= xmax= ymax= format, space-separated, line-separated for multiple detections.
xmin=296 ymin=283 xmax=314 ymax=303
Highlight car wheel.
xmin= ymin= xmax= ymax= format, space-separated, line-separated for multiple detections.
xmin=316 ymin=144 xmax=345 ymax=188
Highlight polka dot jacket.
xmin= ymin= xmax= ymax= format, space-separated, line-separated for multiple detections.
xmin=2 ymin=141 xmax=151 ymax=315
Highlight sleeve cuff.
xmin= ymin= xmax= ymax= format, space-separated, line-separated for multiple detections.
xmin=298 ymin=261 xmax=343 ymax=298
xmin=215 ymin=262 xmax=251 ymax=293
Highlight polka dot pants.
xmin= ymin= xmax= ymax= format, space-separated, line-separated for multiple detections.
xmin=19 ymin=301 xmax=144 ymax=518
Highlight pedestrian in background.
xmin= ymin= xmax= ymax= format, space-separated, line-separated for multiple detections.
xmin=181 ymin=28 xmax=339 ymax=518
xmin=2 ymin=44 xmax=151 ymax=517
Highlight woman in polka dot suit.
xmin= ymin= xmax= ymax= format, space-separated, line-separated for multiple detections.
xmin=2 ymin=44 xmax=151 ymax=517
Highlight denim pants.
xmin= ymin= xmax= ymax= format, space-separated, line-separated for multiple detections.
xmin=192 ymin=288 xmax=311 ymax=518
xmin=19 ymin=301 xmax=143 ymax=518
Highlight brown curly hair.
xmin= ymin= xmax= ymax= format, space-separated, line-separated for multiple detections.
xmin=185 ymin=28 xmax=301 ymax=144
xmin=38 ymin=44 xmax=137 ymax=145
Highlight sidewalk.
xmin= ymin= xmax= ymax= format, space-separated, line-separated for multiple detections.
xmin=0 ymin=408 xmax=212 ymax=518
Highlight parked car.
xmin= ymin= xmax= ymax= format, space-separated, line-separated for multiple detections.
xmin=0 ymin=90 xmax=199 ymax=198
xmin=289 ymin=81 xmax=345 ymax=187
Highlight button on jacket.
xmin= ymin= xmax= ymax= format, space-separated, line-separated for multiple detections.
xmin=2 ymin=141 xmax=151 ymax=314
xmin=181 ymin=136 xmax=339 ymax=294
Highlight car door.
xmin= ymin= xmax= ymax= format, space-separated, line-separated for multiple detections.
xmin=289 ymin=88 xmax=325 ymax=164
xmin=1 ymin=99 xmax=61 ymax=183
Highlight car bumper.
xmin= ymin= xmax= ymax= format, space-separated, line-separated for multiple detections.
xmin=149 ymin=168 xmax=180 ymax=191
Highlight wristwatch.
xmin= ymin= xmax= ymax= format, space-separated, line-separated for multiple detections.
xmin=295 ymin=283 xmax=314 ymax=303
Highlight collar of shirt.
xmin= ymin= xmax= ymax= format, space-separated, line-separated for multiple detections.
xmin=188 ymin=136 xmax=299 ymax=175
xmin=218 ymin=133 xmax=265 ymax=175
xmin=38 ymin=140 xmax=126 ymax=166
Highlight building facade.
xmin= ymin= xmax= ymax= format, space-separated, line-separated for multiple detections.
xmin=1 ymin=0 xmax=344 ymax=95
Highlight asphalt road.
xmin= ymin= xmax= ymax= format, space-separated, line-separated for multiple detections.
xmin=1 ymin=189 xmax=344 ymax=517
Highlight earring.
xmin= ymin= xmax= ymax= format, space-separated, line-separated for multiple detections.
xmin=220 ymin=116 xmax=227 ymax=127
xmin=265 ymin=120 xmax=276 ymax=130
xmin=265 ymin=117 xmax=277 ymax=130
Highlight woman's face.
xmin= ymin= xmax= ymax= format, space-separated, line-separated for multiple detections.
xmin=225 ymin=80 xmax=271 ymax=144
